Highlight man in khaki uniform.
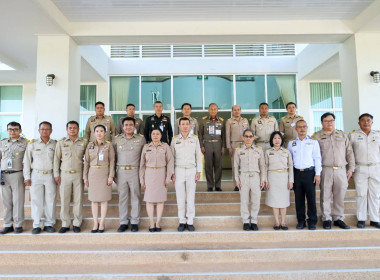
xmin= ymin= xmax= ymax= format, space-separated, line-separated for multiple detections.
xmin=113 ymin=117 xmax=145 ymax=233
xmin=226 ymin=105 xmax=249 ymax=191
xmin=234 ymin=129 xmax=266 ymax=231
xmin=199 ymin=103 xmax=225 ymax=192
xmin=54 ymin=121 xmax=87 ymax=233
xmin=312 ymin=112 xmax=355 ymax=230
xmin=174 ymin=103 xmax=199 ymax=136
xmin=171 ymin=117 xmax=202 ymax=232
xmin=116 ymin=104 xmax=144 ymax=135
xmin=0 ymin=122 xmax=28 ymax=234
xmin=280 ymin=102 xmax=303 ymax=147
xmin=349 ymin=113 xmax=380 ymax=229
xmin=23 ymin=122 xmax=57 ymax=234
xmin=251 ymin=102 xmax=279 ymax=151
xmin=85 ymin=101 xmax=116 ymax=142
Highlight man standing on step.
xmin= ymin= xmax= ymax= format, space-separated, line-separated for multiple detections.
xmin=251 ymin=102 xmax=279 ymax=151
xmin=199 ymin=103 xmax=225 ymax=192
xmin=226 ymin=105 xmax=249 ymax=191
xmin=312 ymin=113 xmax=355 ymax=230
xmin=54 ymin=121 xmax=87 ymax=233
xmin=24 ymin=122 xmax=57 ymax=234
xmin=116 ymin=104 xmax=144 ymax=135
xmin=234 ymin=129 xmax=266 ymax=231
xmin=144 ymin=101 xmax=173 ymax=145
xmin=280 ymin=102 xmax=304 ymax=147
xmin=174 ymin=103 xmax=199 ymax=136
xmin=288 ymin=120 xmax=321 ymax=230
xmin=0 ymin=122 xmax=28 ymax=234
xmin=113 ymin=117 xmax=146 ymax=233
xmin=85 ymin=101 xmax=116 ymax=142
xmin=349 ymin=113 xmax=380 ymax=229
xmin=171 ymin=117 xmax=202 ymax=232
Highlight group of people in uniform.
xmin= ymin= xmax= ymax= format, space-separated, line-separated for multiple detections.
xmin=0 ymin=100 xmax=379 ymax=234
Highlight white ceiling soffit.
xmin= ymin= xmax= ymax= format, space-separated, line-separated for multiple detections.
xmin=52 ymin=0 xmax=374 ymax=22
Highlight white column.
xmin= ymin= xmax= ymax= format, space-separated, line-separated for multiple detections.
xmin=35 ymin=35 xmax=81 ymax=139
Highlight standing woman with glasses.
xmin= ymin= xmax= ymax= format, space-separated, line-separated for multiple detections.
xmin=140 ymin=129 xmax=174 ymax=232
xmin=83 ymin=124 xmax=115 ymax=233
xmin=264 ymin=131 xmax=294 ymax=230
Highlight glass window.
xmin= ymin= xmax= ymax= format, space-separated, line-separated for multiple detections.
xmin=204 ymin=75 xmax=233 ymax=109
xmin=310 ymin=82 xmax=332 ymax=109
xmin=0 ymin=86 xmax=22 ymax=112
xmin=141 ymin=76 xmax=171 ymax=111
xmin=267 ymin=75 xmax=296 ymax=109
xmin=80 ymin=85 xmax=96 ymax=112
xmin=334 ymin=82 xmax=342 ymax=109
xmin=111 ymin=113 xmax=125 ymax=128
xmin=272 ymin=112 xmax=288 ymax=125
xmin=173 ymin=76 xmax=202 ymax=110
xmin=79 ymin=114 xmax=91 ymax=137
xmin=236 ymin=75 xmax=265 ymax=109
xmin=0 ymin=115 xmax=20 ymax=139
xmin=110 ymin=76 xmax=139 ymax=111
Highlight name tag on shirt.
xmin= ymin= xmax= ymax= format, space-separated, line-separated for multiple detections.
xmin=291 ymin=123 xmax=296 ymax=127
xmin=216 ymin=129 xmax=221 ymax=135
xmin=209 ymin=125 xmax=215 ymax=135
xmin=99 ymin=152 xmax=104 ymax=161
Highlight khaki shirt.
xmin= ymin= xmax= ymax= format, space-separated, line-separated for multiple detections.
xmin=312 ymin=129 xmax=355 ymax=172
xmin=251 ymin=116 xmax=279 ymax=143
xmin=233 ymin=144 xmax=266 ymax=182
xmin=83 ymin=140 xmax=115 ymax=180
xmin=0 ymin=137 xmax=28 ymax=171
xmin=23 ymin=138 xmax=57 ymax=180
xmin=170 ymin=134 xmax=203 ymax=173
xmin=113 ymin=133 xmax=146 ymax=167
xmin=174 ymin=117 xmax=199 ymax=136
xmin=54 ymin=137 xmax=87 ymax=177
xmin=139 ymin=142 xmax=174 ymax=184
xmin=349 ymin=129 xmax=380 ymax=166
xmin=198 ymin=116 xmax=225 ymax=148
xmin=226 ymin=117 xmax=249 ymax=149
xmin=85 ymin=115 xmax=116 ymax=142
xmin=116 ymin=116 xmax=144 ymax=136
xmin=265 ymin=147 xmax=294 ymax=183
xmin=279 ymin=114 xmax=304 ymax=143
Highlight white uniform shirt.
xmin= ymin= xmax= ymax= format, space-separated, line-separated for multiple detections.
xmin=288 ymin=136 xmax=322 ymax=175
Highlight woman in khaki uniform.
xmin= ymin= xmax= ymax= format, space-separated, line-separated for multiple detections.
xmin=140 ymin=129 xmax=174 ymax=232
xmin=265 ymin=131 xmax=294 ymax=230
xmin=84 ymin=125 xmax=115 ymax=233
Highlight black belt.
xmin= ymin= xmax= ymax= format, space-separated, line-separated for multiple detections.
xmin=1 ymin=170 xmax=22 ymax=174
xmin=294 ymin=167 xmax=314 ymax=172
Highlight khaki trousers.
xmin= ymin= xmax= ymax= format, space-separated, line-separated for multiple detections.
xmin=30 ymin=171 xmax=56 ymax=228
xmin=320 ymin=168 xmax=348 ymax=221
xmin=230 ymin=141 xmax=243 ymax=187
xmin=117 ymin=169 xmax=141 ymax=225
xmin=60 ymin=172 xmax=83 ymax=228
xmin=175 ymin=167 xmax=197 ymax=225
xmin=1 ymin=172 xmax=24 ymax=227
xmin=240 ymin=172 xmax=261 ymax=224
xmin=354 ymin=165 xmax=380 ymax=222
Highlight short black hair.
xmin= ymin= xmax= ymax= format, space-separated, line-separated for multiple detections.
xmin=295 ymin=119 xmax=307 ymax=127
xmin=66 ymin=121 xmax=79 ymax=129
xmin=154 ymin=101 xmax=163 ymax=105
xmin=95 ymin=101 xmax=105 ymax=107
xmin=321 ymin=112 xmax=335 ymax=122
xmin=94 ymin=124 xmax=106 ymax=132
xmin=179 ymin=117 xmax=190 ymax=125
xmin=122 ymin=117 xmax=136 ymax=126
xmin=181 ymin=103 xmax=192 ymax=110
xmin=269 ymin=131 xmax=284 ymax=147
xmin=243 ymin=129 xmax=254 ymax=136
xmin=259 ymin=102 xmax=269 ymax=108
xmin=39 ymin=121 xmax=52 ymax=129
xmin=208 ymin=103 xmax=218 ymax=108
xmin=286 ymin=102 xmax=297 ymax=109
xmin=151 ymin=128 xmax=162 ymax=136
xmin=7 ymin=122 xmax=21 ymax=130
xmin=126 ymin=104 xmax=135 ymax=109
xmin=359 ymin=113 xmax=373 ymax=121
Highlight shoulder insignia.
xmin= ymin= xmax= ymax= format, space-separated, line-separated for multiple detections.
xmin=235 ymin=147 xmax=240 ymax=150
xmin=138 ymin=133 xmax=144 ymax=137
xmin=219 ymin=117 xmax=224 ymax=121
xmin=115 ymin=134 xmax=120 ymax=138
xmin=256 ymin=146 xmax=262 ymax=149
xmin=193 ymin=134 xmax=198 ymax=137
xmin=349 ymin=130 xmax=355 ymax=134
xmin=0 ymin=138 xmax=6 ymax=141
xmin=23 ymin=138 xmax=30 ymax=142
xmin=173 ymin=135 xmax=178 ymax=139
xmin=59 ymin=137 xmax=66 ymax=141
xmin=202 ymin=116 xmax=207 ymax=119
xmin=29 ymin=139 xmax=36 ymax=144
xmin=177 ymin=117 xmax=180 ymax=120
xmin=106 ymin=140 xmax=110 ymax=143
xmin=298 ymin=115 xmax=303 ymax=118
xmin=269 ymin=116 xmax=275 ymax=118
xmin=281 ymin=116 xmax=286 ymax=119
xmin=289 ymin=137 xmax=296 ymax=141
xmin=228 ymin=117 xmax=232 ymax=120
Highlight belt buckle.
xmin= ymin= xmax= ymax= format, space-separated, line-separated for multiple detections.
xmin=333 ymin=166 xmax=338 ymax=170
xmin=300 ymin=169 xmax=304 ymax=172
xmin=125 ymin=167 xmax=132 ymax=170
xmin=43 ymin=171 xmax=48 ymax=174
xmin=69 ymin=170 xmax=76 ymax=174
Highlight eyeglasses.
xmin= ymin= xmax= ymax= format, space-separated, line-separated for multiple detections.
xmin=323 ymin=119 xmax=335 ymax=123
xmin=243 ymin=135 xmax=254 ymax=138
xmin=7 ymin=128 xmax=20 ymax=132
xmin=296 ymin=125 xmax=308 ymax=129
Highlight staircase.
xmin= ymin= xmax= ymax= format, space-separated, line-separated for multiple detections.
xmin=1 ymin=181 xmax=380 ymax=279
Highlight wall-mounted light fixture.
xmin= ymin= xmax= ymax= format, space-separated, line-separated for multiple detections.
xmin=370 ymin=71 xmax=380 ymax=83
xmin=46 ymin=74 xmax=55 ymax=86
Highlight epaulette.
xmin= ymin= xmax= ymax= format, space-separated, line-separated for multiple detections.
xmin=0 ymin=138 xmax=6 ymax=141
xmin=173 ymin=135 xmax=178 ymax=139
xmin=269 ymin=115 xmax=276 ymax=118
xmin=281 ymin=116 xmax=286 ymax=119
xmin=235 ymin=147 xmax=240 ymax=150
xmin=298 ymin=115 xmax=303 ymax=118
xmin=59 ymin=137 xmax=66 ymax=141
xmin=349 ymin=130 xmax=355 ymax=134
xmin=228 ymin=117 xmax=232 ymax=120
xmin=138 ymin=134 xmax=144 ymax=137
xmin=106 ymin=140 xmax=110 ymax=143
xmin=81 ymin=137 xmax=88 ymax=142
xmin=29 ymin=139 xmax=36 ymax=144
xmin=193 ymin=134 xmax=198 ymax=137
xmin=177 ymin=117 xmax=181 ymax=120
xmin=23 ymin=138 xmax=30 ymax=142
xmin=289 ymin=137 xmax=296 ymax=141
xmin=115 ymin=134 xmax=120 ymax=138
xmin=256 ymin=146 xmax=262 ymax=149
xmin=219 ymin=117 xmax=224 ymax=121
xmin=202 ymin=116 xmax=207 ymax=119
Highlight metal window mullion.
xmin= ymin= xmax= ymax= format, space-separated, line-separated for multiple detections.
xmin=264 ymin=74 xmax=268 ymax=103
xmin=233 ymin=74 xmax=236 ymax=106
xmin=139 ymin=75 xmax=142 ymax=118
xmin=171 ymin=74 xmax=174 ymax=128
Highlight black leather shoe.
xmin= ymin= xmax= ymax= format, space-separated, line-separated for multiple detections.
xmin=308 ymin=224 xmax=316 ymax=230
xmin=323 ymin=220 xmax=332 ymax=229
xmin=370 ymin=221 xmax=380 ymax=229
xmin=251 ymin=223 xmax=259 ymax=231
xmin=73 ymin=226 xmax=81 ymax=233
xmin=155 ymin=227 xmax=161 ymax=232
xmin=32 ymin=227 xmax=41 ymax=234
xmin=273 ymin=224 xmax=280 ymax=230
xmin=131 ymin=224 xmax=139 ymax=232
xmin=91 ymin=228 xmax=98 ymax=233
xmin=43 ymin=226 xmax=55 ymax=233
xmin=59 ymin=227 xmax=69 ymax=233
xmin=149 ymin=227 xmax=155 ymax=232
xmin=207 ymin=188 xmax=213 ymax=192
xmin=357 ymin=221 xmax=366 ymax=228
xmin=0 ymin=226 xmax=14 ymax=234
xmin=178 ymin=223 xmax=186 ymax=232
xmin=296 ymin=221 xmax=306 ymax=230
xmin=14 ymin=227 xmax=23 ymax=234
xmin=117 ymin=224 xmax=129 ymax=232
xmin=243 ymin=223 xmax=250 ymax=231
xmin=215 ymin=188 xmax=222 ymax=192
xmin=280 ymin=224 xmax=288 ymax=230
xmin=333 ymin=220 xmax=350 ymax=229
xmin=187 ymin=224 xmax=195 ymax=232
xmin=234 ymin=186 xmax=239 ymax=191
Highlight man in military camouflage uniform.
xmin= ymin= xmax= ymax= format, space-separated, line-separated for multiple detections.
xmin=85 ymin=101 xmax=116 ymax=142
xmin=279 ymin=102 xmax=303 ymax=147
xmin=144 ymin=101 xmax=173 ymax=145
xmin=116 ymin=104 xmax=144 ymax=135
xmin=174 ymin=103 xmax=199 ymax=136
